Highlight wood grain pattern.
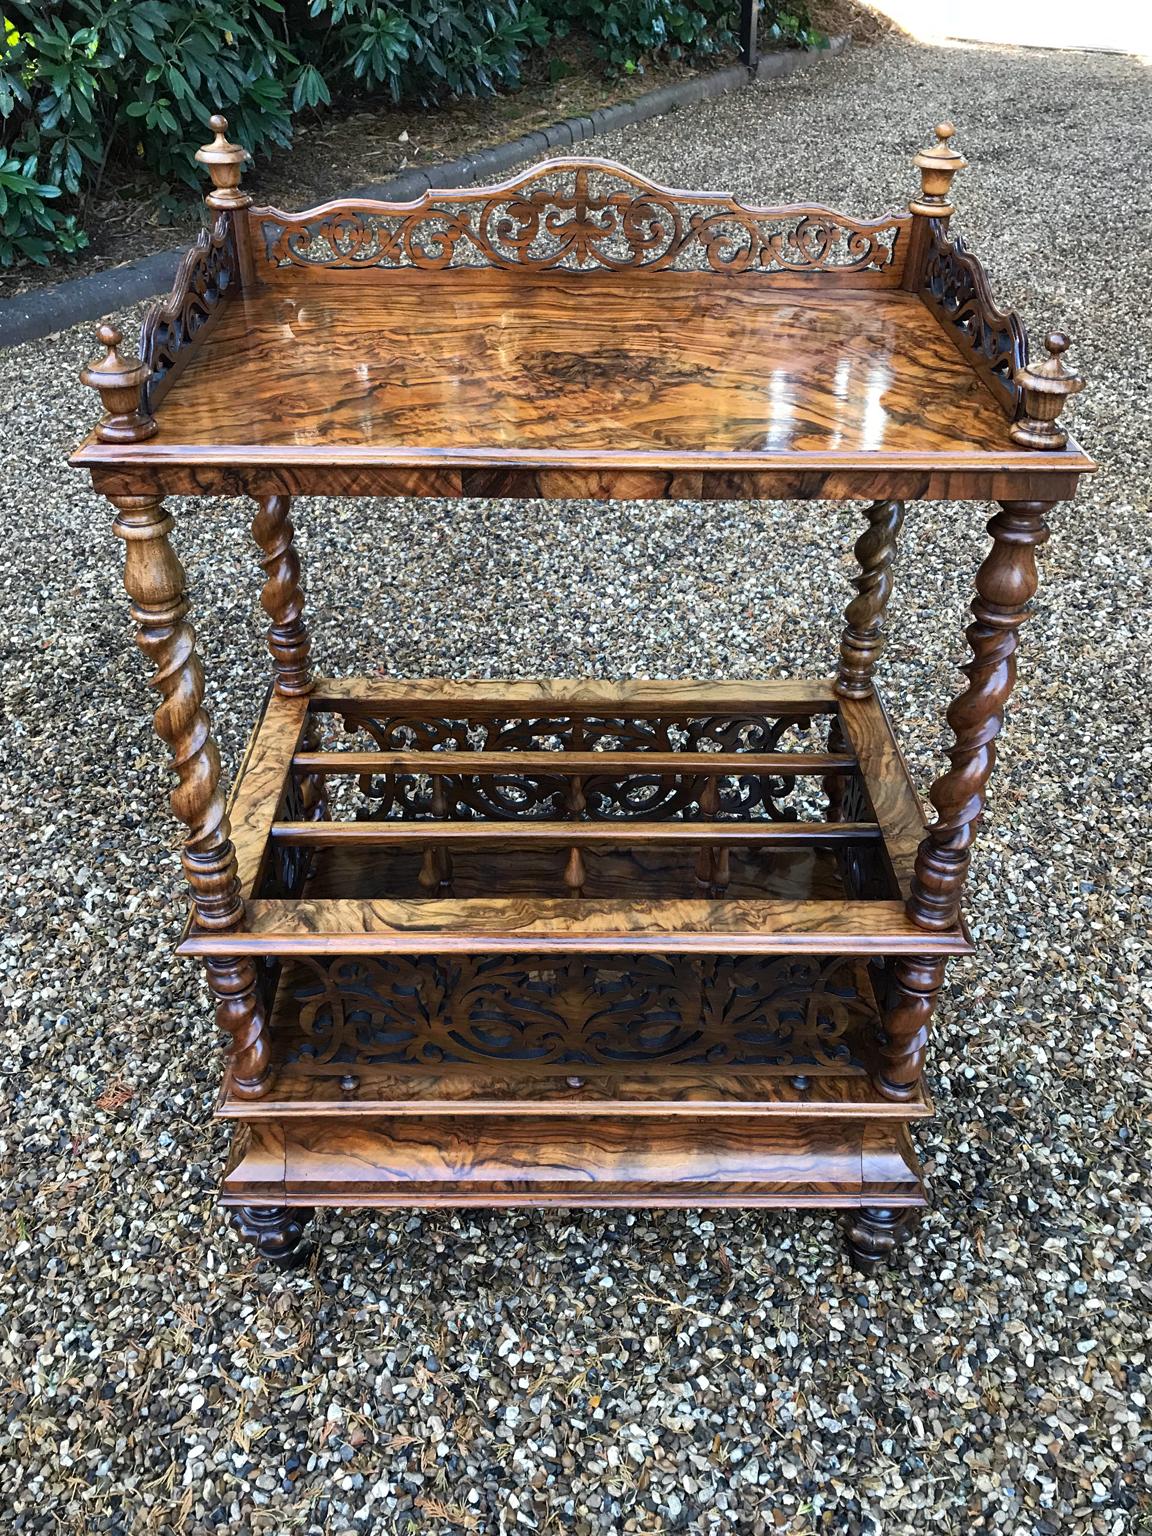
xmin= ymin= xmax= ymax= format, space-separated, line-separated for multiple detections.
xmin=220 ymin=1114 xmax=925 ymax=1207
xmin=314 ymin=676 xmax=840 ymax=712
xmin=81 ymin=274 xmax=1051 ymax=466
xmin=178 ymin=895 xmax=973 ymax=957
xmin=226 ymin=691 xmax=310 ymax=897
xmin=83 ymin=460 xmax=1090 ymax=503
xmin=291 ymin=748 xmax=854 ymax=777
xmin=836 ymin=692 xmax=927 ymax=898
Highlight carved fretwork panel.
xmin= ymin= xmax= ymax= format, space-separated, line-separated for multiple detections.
xmin=254 ymin=161 xmax=908 ymax=279
xmin=284 ymin=953 xmax=875 ymax=1074
xmin=140 ymin=212 xmax=237 ymax=412
xmin=324 ymin=709 xmax=825 ymax=823
xmin=920 ymin=218 xmax=1028 ymax=417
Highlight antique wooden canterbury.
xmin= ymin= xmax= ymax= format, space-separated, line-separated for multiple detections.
xmin=71 ymin=119 xmax=1093 ymax=1270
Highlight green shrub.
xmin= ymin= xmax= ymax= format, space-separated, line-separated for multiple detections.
xmin=0 ymin=0 xmax=821 ymax=269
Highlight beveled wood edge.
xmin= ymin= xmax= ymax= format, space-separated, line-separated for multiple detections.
xmin=70 ymin=436 xmax=1096 ymax=473
xmin=217 ymin=1075 xmax=934 ymax=1120
xmin=291 ymin=748 xmax=853 ymax=774
xmin=246 ymin=154 xmax=913 ymax=245
xmin=310 ymin=675 xmax=840 ymax=708
xmin=177 ymin=897 xmax=975 ymax=957
xmin=836 ymin=691 xmax=927 ymax=899
xmin=70 ymin=458 xmax=1093 ymax=506
xmin=269 ymin=819 xmax=883 ymax=846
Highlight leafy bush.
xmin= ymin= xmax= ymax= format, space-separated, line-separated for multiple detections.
xmin=0 ymin=0 xmax=821 ymax=269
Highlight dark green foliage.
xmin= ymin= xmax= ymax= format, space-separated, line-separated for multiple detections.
xmin=0 ymin=0 xmax=821 ymax=268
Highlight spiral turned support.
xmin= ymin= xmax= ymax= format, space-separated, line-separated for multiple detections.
xmin=111 ymin=494 xmax=271 ymax=1097
xmin=251 ymin=494 xmax=313 ymax=696
xmin=836 ymin=498 xmax=905 ymax=698
xmin=908 ymin=501 xmax=1052 ymax=932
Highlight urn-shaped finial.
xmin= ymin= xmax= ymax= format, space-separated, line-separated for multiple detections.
xmin=195 ymin=113 xmax=251 ymax=209
xmin=1010 ymin=332 xmax=1086 ymax=450
xmin=910 ymin=121 xmax=968 ymax=218
xmin=80 ymin=324 xmax=156 ymax=442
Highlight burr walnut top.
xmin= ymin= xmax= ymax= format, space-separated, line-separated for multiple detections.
xmin=71 ymin=155 xmax=1093 ymax=490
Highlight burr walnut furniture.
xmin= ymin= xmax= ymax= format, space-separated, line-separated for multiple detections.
xmin=71 ymin=119 xmax=1092 ymax=1271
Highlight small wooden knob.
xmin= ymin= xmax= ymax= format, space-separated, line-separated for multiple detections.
xmin=1010 ymin=330 xmax=1085 ymax=450
xmin=80 ymin=322 xmax=156 ymax=442
xmin=911 ymin=119 xmax=968 ymax=218
xmin=195 ymin=109 xmax=251 ymax=208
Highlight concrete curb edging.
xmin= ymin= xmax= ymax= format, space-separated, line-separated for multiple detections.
xmin=0 ymin=37 xmax=846 ymax=349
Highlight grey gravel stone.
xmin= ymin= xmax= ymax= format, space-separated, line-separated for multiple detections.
xmin=0 ymin=33 xmax=1149 ymax=1536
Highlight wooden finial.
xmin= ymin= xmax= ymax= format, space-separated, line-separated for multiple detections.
xmin=910 ymin=121 xmax=967 ymax=218
xmin=1010 ymin=332 xmax=1085 ymax=449
xmin=195 ymin=112 xmax=251 ymax=208
xmin=80 ymin=324 xmax=156 ymax=442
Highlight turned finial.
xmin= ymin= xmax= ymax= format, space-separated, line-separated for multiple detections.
xmin=80 ymin=323 xmax=156 ymax=443
xmin=910 ymin=121 xmax=967 ymax=218
xmin=195 ymin=112 xmax=251 ymax=208
xmin=1010 ymin=332 xmax=1085 ymax=450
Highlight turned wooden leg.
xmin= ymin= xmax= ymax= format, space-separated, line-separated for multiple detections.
xmin=843 ymin=1207 xmax=919 ymax=1272
xmin=231 ymin=1205 xmax=314 ymax=1269
xmin=875 ymin=954 xmax=946 ymax=1101
xmin=836 ymin=499 xmax=905 ymax=699
xmin=250 ymin=494 xmax=313 ymax=697
xmin=111 ymin=494 xmax=272 ymax=1096
xmin=908 ymin=502 xmax=1052 ymax=931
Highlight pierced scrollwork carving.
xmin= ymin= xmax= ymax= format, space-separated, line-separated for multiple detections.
xmin=284 ymin=953 xmax=875 ymax=1073
xmin=256 ymin=160 xmax=908 ymax=278
xmin=920 ymin=218 xmax=1028 ymax=417
xmin=139 ymin=212 xmax=236 ymax=412
xmin=327 ymin=709 xmax=821 ymax=823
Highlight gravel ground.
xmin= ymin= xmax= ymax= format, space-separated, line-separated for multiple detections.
xmin=1 ymin=36 xmax=1150 ymax=1536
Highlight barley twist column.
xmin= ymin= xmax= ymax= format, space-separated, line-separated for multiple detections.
xmin=250 ymin=494 xmax=313 ymax=696
xmin=112 ymin=494 xmax=271 ymax=1098
xmin=908 ymin=501 xmax=1052 ymax=932
xmin=836 ymin=499 xmax=905 ymax=698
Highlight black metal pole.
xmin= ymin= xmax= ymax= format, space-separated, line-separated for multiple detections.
xmin=739 ymin=0 xmax=760 ymax=67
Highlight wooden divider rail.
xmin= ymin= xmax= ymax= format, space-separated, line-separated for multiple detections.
xmin=71 ymin=119 xmax=1092 ymax=1272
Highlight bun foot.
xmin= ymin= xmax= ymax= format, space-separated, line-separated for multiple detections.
xmin=843 ymin=1206 xmax=919 ymax=1273
xmin=230 ymin=1205 xmax=314 ymax=1269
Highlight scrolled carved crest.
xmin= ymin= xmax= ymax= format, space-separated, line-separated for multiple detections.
xmin=139 ymin=211 xmax=236 ymax=411
xmin=255 ymin=159 xmax=908 ymax=278
xmin=921 ymin=219 xmax=1028 ymax=416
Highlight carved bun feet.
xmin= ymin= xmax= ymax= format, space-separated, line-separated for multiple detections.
xmin=231 ymin=1205 xmax=314 ymax=1269
xmin=843 ymin=1207 xmax=920 ymax=1273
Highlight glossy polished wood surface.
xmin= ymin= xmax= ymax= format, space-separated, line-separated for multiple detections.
xmin=220 ymin=1114 xmax=925 ymax=1207
xmin=79 ymin=270 xmax=1090 ymax=472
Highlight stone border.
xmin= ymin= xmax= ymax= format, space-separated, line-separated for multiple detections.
xmin=0 ymin=37 xmax=846 ymax=349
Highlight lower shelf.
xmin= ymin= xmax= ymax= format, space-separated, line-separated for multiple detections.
xmin=221 ymin=1114 xmax=926 ymax=1209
